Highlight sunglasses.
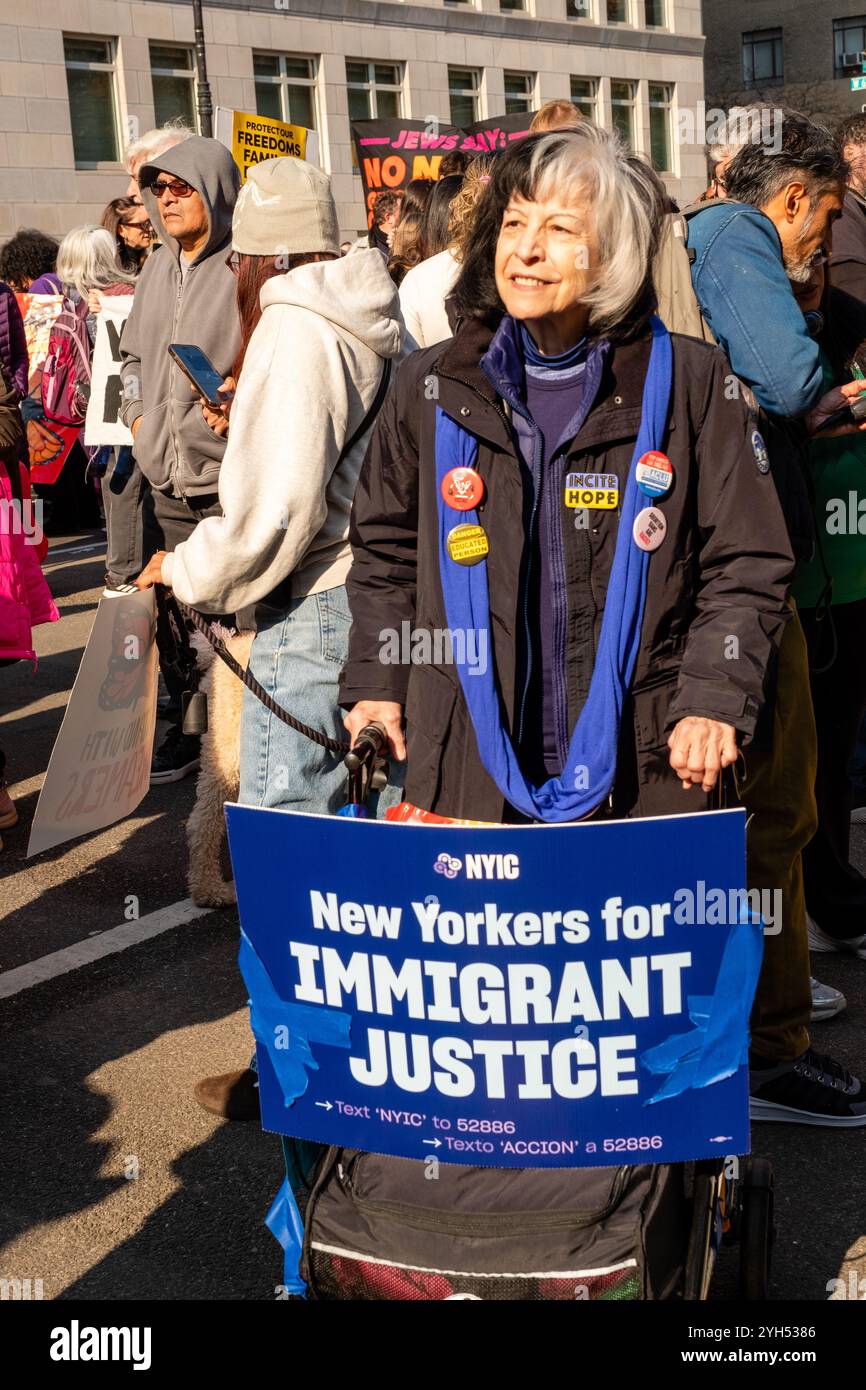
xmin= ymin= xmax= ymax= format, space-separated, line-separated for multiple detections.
xmin=151 ymin=177 xmax=195 ymax=200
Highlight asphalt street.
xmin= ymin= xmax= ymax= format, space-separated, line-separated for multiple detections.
xmin=1 ymin=529 xmax=864 ymax=1303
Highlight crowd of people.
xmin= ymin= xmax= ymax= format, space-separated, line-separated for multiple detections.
xmin=3 ymin=95 xmax=866 ymax=1149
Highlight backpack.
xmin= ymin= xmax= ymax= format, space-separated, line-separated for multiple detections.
xmin=41 ymin=294 xmax=92 ymax=427
xmin=294 ymin=1145 xmax=689 ymax=1301
xmin=653 ymin=198 xmax=730 ymax=344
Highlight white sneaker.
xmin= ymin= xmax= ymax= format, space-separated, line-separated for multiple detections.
xmin=807 ymin=914 xmax=866 ymax=960
xmin=810 ymin=976 xmax=847 ymax=1021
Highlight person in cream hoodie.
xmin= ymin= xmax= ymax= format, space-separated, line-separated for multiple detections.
xmin=136 ymin=156 xmax=405 ymax=813
xmin=136 ymin=156 xmax=406 ymax=1121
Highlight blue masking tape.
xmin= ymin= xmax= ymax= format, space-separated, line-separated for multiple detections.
xmin=266 ymin=1178 xmax=307 ymax=1298
xmin=640 ymin=912 xmax=764 ymax=1106
xmin=238 ymin=928 xmax=351 ymax=1107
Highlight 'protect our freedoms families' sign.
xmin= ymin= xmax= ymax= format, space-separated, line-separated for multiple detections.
xmin=226 ymin=806 xmax=761 ymax=1168
xmin=351 ymin=114 xmax=536 ymax=226
xmin=215 ymin=106 xmax=319 ymax=182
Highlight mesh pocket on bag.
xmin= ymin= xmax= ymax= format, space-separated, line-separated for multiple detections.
xmin=310 ymin=1243 xmax=640 ymax=1301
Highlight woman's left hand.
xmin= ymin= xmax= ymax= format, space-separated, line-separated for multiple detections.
xmin=667 ymin=717 xmax=738 ymax=793
xmin=135 ymin=551 xmax=168 ymax=589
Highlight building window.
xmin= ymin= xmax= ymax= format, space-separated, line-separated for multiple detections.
xmin=649 ymin=82 xmax=673 ymax=172
xmin=742 ymin=28 xmax=783 ymax=86
xmin=566 ymin=0 xmax=592 ymax=15
xmin=449 ymin=67 xmax=481 ymax=126
xmin=571 ymin=77 xmax=598 ymax=120
xmin=346 ymin=61 xmax=403 ymax=122
xmin=610 ymin=79 xmax=636 ymax=147
xmin=504 ymin=71 xmax=534 ymax=115
xmin=63 ymin=35 xmax=120 ymax=166
xmin=254 ymin=54 xmax=318 ymax=127
xmin=500 ymin=0 xmax=527 ymax=9
xmin=607 ymin=0 xmax=630 ymax=23
xmin=834 ymin=17 xmax=866 ymax=77
xmin=644 ymin=0 xmax=665 ymax=25
xmin=150 ymin=44 xmax=196 ymax=131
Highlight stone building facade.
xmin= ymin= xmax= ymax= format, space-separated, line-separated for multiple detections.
xmin=0 ymin=0 xmax=706 ymax=240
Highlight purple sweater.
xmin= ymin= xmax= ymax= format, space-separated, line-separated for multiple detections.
xmin=0 ymin=282 xmax=29 ymax=398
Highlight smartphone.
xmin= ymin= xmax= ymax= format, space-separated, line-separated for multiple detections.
xmin=168 ymin=344 xmax=231 ymax=407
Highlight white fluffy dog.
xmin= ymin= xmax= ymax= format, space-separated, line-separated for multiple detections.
xmin=186 ymin=629 xmax=254 ymax=907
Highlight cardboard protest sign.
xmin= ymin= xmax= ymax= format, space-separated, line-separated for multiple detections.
xmin=28 ymin=588 xmax=157 ymax=856
xmin=351 ymin=113 xmax=536 ymax=225
xmin=226 ymin=806 xmax=761 ymax=1168
xmin=215 ymin=106 xmax=319 ymax=182
xmin=84 ymin=295 xmax=134 ymax=447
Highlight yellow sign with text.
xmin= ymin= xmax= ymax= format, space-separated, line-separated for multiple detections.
xmin=215 ymin=107 xmax=319 ymax=182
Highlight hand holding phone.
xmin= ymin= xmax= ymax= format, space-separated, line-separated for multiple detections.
xmin=808 ymin=380 xmax=866 ymax=436
xmin=201 ymin=376 xmax=235 ymax=438
xmin=168 ymin=343 xmax=235 ymax=407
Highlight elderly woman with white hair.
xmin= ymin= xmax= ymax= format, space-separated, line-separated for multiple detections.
xmin=48 ymin=225 xmax=137 ymax=538
xmin=56 ymin=224 xmax=137 ymax=311
xmin=341 ymin=125 xmax=796 ymax=824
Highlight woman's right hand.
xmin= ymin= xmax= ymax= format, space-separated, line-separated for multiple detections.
xmin=201 ymin=376 xmax=236 ymax=438
xmin=344 ymin=701 xmax=406 ymax=761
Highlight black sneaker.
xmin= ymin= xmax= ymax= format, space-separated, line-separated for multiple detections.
xmin=749 ymin=1048 xmax=866 ymax=1127
xmin=150 ymin=727 xmax=201 ymax=785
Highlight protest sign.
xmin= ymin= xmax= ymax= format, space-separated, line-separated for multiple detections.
xmin=15 ymin=292 xmax=63 ymax=371
xmin=84 ymin=295 xmax=134 ymax=447
xmin=351 ymin=113 xmax=535 ymax=225
xmin=25 ymin=421 xmax=80 ymax=486
xmin=215 ymin=106 xmax=319 ymax=182
xmin=28 ymin=588 xmax=157 ymax=857
xmin=226 ymin=805 xmax=761 ymax=1168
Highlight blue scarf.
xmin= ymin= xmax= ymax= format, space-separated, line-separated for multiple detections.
xmin=435 ymin=314 xmax=673 ymax=823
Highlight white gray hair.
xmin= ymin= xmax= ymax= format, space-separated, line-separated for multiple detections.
xmin=124 ymin=119 xmax=194 ymax=178
xmin=56 ymin=226 xmax=137 ymax=298
xmin=527 ymin=125 xmax=666 ymax=336
xmin=705 ymin=104 xmax=780 ymax=177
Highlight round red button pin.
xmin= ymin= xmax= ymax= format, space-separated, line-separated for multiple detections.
xmin=441 ymin=467 xmax=484 ymax=511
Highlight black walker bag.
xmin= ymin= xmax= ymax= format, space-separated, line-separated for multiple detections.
xmin=298 ymin=1147 xmax=689 ymax=1301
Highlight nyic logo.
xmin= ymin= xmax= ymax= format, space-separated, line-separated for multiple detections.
xmin=433 ymin=853 xmax=462 ymax=879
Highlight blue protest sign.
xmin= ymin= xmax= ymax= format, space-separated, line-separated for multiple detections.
xmin=226 ymin=806 xmax=760 ymax=1169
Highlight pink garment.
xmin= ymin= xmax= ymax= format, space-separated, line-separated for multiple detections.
xmin=0 ymin=460 xmax=59 ymax=662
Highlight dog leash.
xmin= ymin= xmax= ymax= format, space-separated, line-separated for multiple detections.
xmin=172 ymin=595 xmax=351 ymax=755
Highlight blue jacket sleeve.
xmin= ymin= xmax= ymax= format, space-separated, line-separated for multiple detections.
xmin=692 ymin=209 xmax=824 ymax=418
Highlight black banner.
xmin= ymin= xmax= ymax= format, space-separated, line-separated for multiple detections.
xmin=351 ymin=113 xmax=536 ymax=226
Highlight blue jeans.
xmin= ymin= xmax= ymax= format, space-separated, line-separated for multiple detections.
xmin=239 ymin=585 xmax=402 ymax=815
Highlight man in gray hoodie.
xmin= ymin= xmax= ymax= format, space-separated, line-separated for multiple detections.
xmin=120 ymin=136 xmax=241 ymax=782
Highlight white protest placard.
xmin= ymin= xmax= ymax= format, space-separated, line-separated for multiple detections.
xmin=28 ymin=588 xmax=158 ymax=857
xmin=84 ymin=295 xmax=135 ymax=447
